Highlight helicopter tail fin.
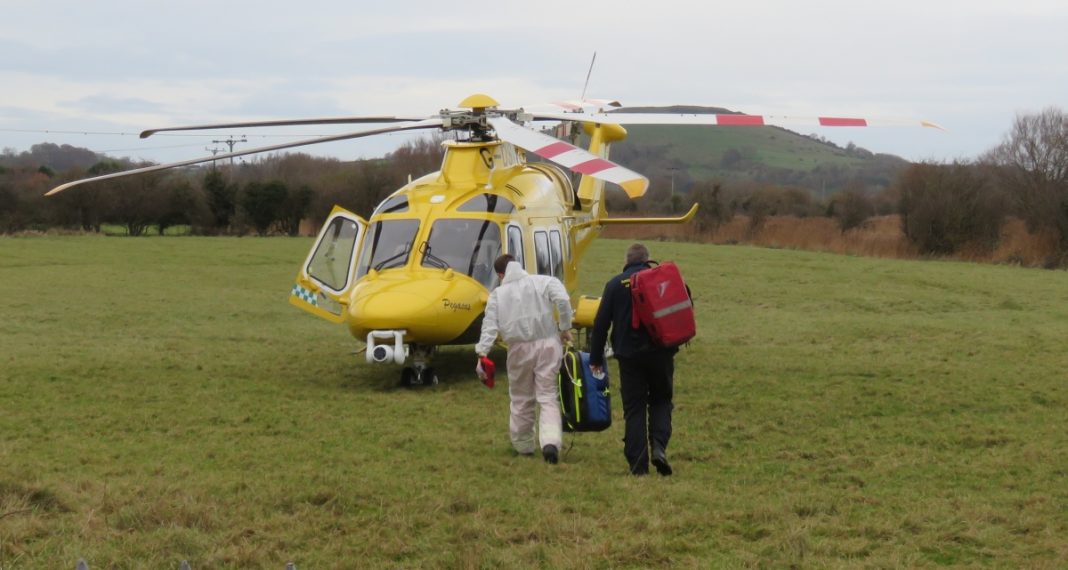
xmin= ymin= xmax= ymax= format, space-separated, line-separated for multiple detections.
xmin=489 ymin=117 xmax=647 ymax=201
xmin=574 ymin=122 xmax=645 ymax=217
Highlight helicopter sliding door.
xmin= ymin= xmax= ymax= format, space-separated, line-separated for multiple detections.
xmin=289 ymin=205 xmax=367 ymax=324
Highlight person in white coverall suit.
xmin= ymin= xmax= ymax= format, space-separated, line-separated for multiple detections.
xmin=476 ymin=254 xmax=573 ymax=464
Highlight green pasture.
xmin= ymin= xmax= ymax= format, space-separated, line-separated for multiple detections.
xmin=2 ymin=236 xmax=1067 ymax=568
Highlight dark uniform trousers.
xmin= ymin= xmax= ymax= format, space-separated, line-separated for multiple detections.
xmin=617 ymin=349 xmax=675 ymax=475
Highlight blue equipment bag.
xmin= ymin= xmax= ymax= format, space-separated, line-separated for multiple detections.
xmin=557 ymin=349 xmax=611 ymax=432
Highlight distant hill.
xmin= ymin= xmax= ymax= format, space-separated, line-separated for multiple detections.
xmin=606 ymin=106 xmax=910 ymax=196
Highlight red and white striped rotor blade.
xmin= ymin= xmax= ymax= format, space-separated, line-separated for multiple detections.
xmin=488 ymin=116 xmax=648 ymax=198
xmin=529 ymin=111 xmax=943 ymax=130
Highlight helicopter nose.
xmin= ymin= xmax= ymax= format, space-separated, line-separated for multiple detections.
xmin=348 ymin=270 xmax=488 ymax=345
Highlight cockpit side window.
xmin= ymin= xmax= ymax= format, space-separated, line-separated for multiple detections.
xmin=422 ymin=219 xmax=502 ymax=288
xmin=306 ymin=216 xmax=361 ymax=291
xmin=356 ymin=219 xmax=420 ymax=278
xmin=374 ymin=195 xmax=409 ymax=215
xmin=457 ymin=193 xmax=515 ymax=214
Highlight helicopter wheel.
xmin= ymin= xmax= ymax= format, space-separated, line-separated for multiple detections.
xmin=418 ymin=367 xmax=439 ymax=386
xmin=400 ymin=367 xmax=418 ymax=387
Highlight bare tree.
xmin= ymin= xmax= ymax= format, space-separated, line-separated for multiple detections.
xmin=984 ymin=107 xmax=1068 ymax=258
xmin=387 ymin=136 xmax=446 ymax=178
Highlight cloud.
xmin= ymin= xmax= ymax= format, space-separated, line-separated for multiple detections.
xmin=68 ymin=95 xmax=168 ymax=115
xmin=2 ymin=0 xmax=1068 ymax=164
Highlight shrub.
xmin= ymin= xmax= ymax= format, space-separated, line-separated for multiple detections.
xmin=897 ymin=161 xmax=1005 ymax=255
xmin=828 ymin=189 xmax=875 ymax=233
xmin=689 ymin=181 xmax=733 ymax=232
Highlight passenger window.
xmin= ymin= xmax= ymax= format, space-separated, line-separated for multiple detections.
xmin=534 ymin=231 xmax=551 ymax=276
xmin=507 ymin=225 xmax=525 ymax=268
xmin=549 ymin=229 xmax=564 ymax=278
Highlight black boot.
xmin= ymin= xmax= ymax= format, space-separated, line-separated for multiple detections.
xmin=543 ymin=444 xmax=559 ymax=465
xmin=651 ymin=442 xmax=672 ymax=476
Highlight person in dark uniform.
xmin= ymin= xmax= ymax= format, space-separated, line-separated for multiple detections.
xmin=588 ymin=243 xmax=677 ymax=476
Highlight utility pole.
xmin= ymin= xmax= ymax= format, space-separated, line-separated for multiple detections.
xmin=205 ymin=146 xmax=225 ymax=170
xmin=212 ymin=136 xmax=247 ymax=168
xmin=669 ymin=167 xmax=679 ymax=213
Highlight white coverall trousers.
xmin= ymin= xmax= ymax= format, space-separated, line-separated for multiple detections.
xmin=506 ymin=336 xmax=563 ymax=454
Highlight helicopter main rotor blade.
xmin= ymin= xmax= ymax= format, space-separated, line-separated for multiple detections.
xmin=488 ymin=116 xmax=648 ymax=198
xmin=550 ymin=99 xmax=622 ymax=112
xmin=46 ymin=118 xmax=443 ymax=196
xmin=530 ymin=111 xmax=943 ymax=130
xmin=517 ymin=99 xmax=623 ymax=116
xmin=140 ymin=115 xmax=432 ymax=138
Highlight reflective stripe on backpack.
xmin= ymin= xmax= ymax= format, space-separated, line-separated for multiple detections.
xmin=557 ymin=350 xmax=582 ymax=427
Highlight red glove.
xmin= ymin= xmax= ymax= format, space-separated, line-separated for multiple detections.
xmin=476 ymin=356 xmax=496 ymax=388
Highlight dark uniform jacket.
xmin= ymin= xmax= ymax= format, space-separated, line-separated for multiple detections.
xmin=589 ymin=262 xmax=678 ymax=367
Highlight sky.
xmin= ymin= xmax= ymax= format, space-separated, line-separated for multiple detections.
xmin=2 ymin=0 xmax=1066 ymax=167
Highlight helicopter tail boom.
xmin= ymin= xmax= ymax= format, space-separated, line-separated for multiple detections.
xmin=597 ymin=203 xmax=700 ymax=225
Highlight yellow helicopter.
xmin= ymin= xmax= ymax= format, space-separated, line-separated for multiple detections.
xmin=47 ymin=93 xmax=938 ymax=385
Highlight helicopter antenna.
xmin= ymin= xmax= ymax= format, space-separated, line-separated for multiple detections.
xmin=580 ymin=52 xmax=597 ymax=102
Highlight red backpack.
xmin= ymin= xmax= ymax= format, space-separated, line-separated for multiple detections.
xmin=628 ymin=261 xmax=696 ymax=348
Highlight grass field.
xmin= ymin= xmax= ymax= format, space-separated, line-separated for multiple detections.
xmin=2 ymin=236 xmax=1068 ymax=568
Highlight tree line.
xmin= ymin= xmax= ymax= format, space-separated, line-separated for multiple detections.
xmin=3 ymin=108 xmax=1067 ymax=265
xmin=0 ymin=138 xmax=446 ymax=237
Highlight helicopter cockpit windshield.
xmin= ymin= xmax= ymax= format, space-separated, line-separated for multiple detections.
xmin=421 ymin=219 xmax=502 ymax=288
xmin=356 ymin=219 xmax=420 ymax=278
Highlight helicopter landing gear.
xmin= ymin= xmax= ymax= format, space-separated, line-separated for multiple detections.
xmin=400 ymin=366 xmax=438 ymax=387
xmin=400 ymin=344 xmax=438 ymax=387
